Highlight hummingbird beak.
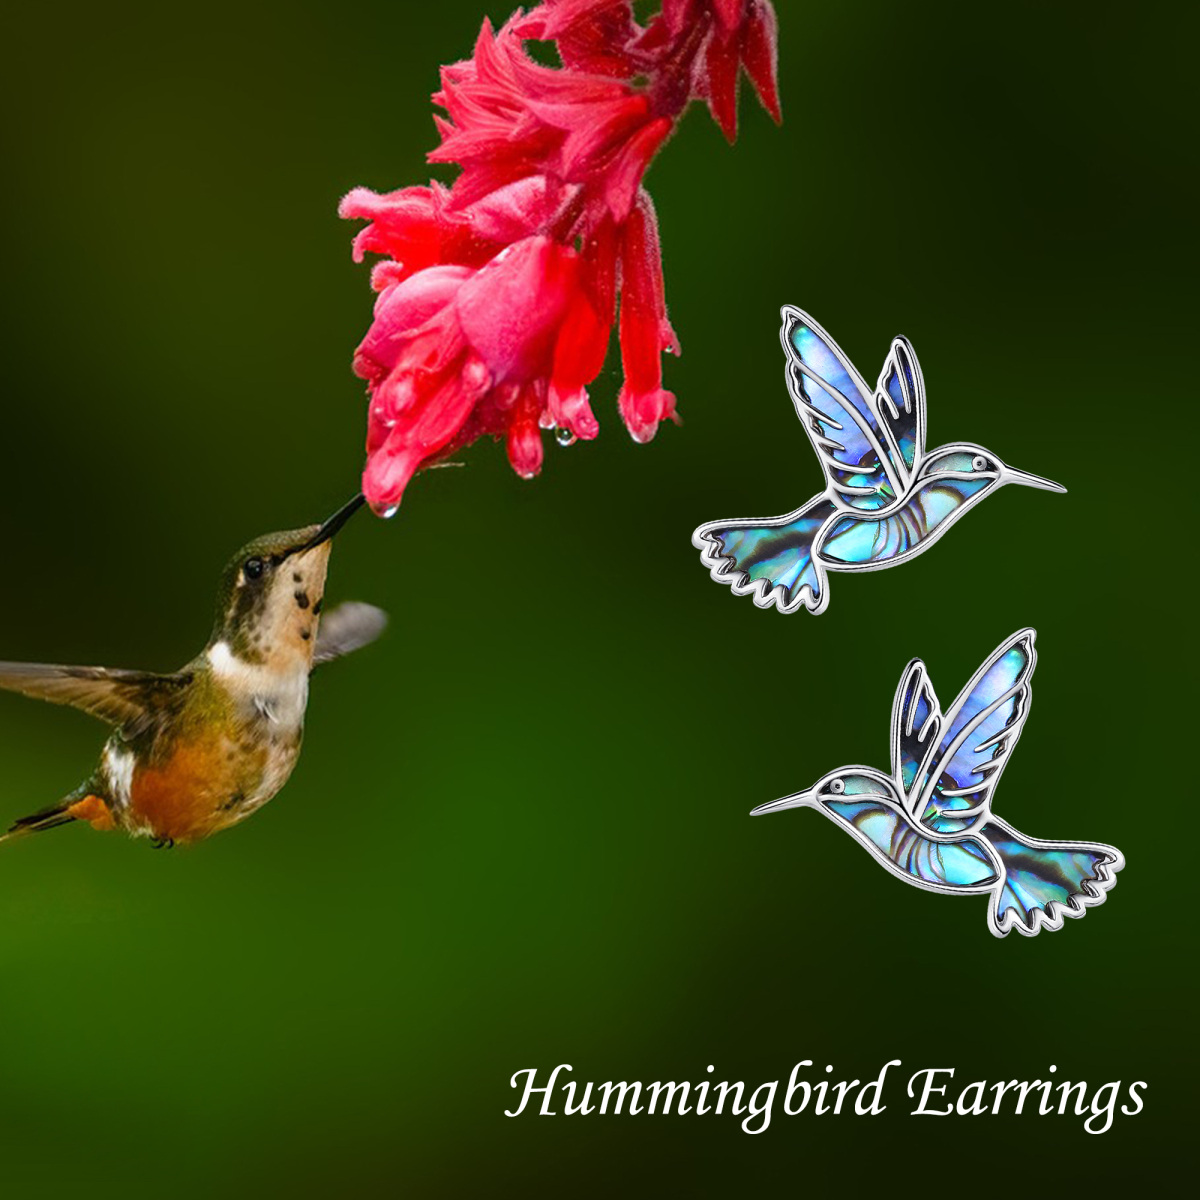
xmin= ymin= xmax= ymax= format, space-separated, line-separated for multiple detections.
xmin=750 ymin=790 xmax=817 ymax=816
xmin=1001 ymin=466 xmax=1067 ymax=494
xmin=297 ymin=493 xmax=367 ymax=553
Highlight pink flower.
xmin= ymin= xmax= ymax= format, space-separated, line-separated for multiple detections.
xmin=618 ymin=195 xmax=679 ymax=443
xmin=343 ymin=0 xmax=782 ymax=513
xmin=358 ymin=237 xmax=580 ymax=505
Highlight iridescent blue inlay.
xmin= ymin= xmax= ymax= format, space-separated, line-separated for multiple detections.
xmin=884 ymin=366 xmax=906 ymax=424
xmin=918 ymin=637 xmax=1033 ymax=832
xmin=899 ymin=751 xmax=920 ymax=793
xmin=892 ymin=663 xmax=941 ymax=801
xmin=693 ymin=307 xmax=1066 ymax=617
xmin=709 ymin=499 xmax=837 ymax=605
xmin=746 ymin=626 xmax=1123 ymax=937
xmin=820 ymin=478 xmax=988 ymax=565
xmin=891 ymin=429 xmax=917 ymax=471
xmin=878 ymin=339 xmax=921 ymax=470
xmin=923 ymin=452 xmax=977 ymax=474
xmin=984 ymin=822 xmax=1108 ymax=932
xmin=825 ymin=798 xmax=997 ymax=888
xmin=788 ymin=318 xmax=897 ymax=511
xmin=789 ymin=323 xmax=874 ymax=434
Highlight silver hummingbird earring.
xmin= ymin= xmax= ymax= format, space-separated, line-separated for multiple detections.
xmin=751 ymin=628 xmax=1124 ymax=937
xmin=693 ymin=307 xmax=1066 ymax=615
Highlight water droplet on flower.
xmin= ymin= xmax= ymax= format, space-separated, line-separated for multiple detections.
xmin=379 ymin=505 xmax=399 ymax=519
xmin=555 ymin=426 xmax=576 ymax=447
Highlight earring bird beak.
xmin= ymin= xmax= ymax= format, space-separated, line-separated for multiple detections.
xmin=750 ymin=790 xmax=817 ymax=816
xmin=1001 ymin=466 xmax=1067 ymax=494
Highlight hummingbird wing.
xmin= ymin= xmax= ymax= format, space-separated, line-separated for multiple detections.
xmin=0 ymin=662 xmax=190 ymax=734
xmin=312 ymin=603 xmax=388 ymax=667
xmin=908 ymin=629 xmax=1038 ymax=834
xmin=873 ymin=335 xmax=925 ymax=476
xmin=889 ymin=658 xmax=943 ymax=796
xmin=780 ymin=307 xmax=908 ymax=510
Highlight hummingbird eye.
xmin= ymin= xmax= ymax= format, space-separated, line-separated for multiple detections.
xmin=972 ymin=455 xmax=989 ymax=472
xmin=828 ymin=778 xmax=846 ymax=794
xmin=243 ymin=557 xmax=265 ymax=581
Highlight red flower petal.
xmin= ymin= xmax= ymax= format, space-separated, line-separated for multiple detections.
xmin=618 ymin=384 xmax=678 ymax=443
xmin=516 ymin=1 xmax=638 ymax=79
xmin=713 ymin=0 xmax=748 ymax=36
xmin=455 ymin=237 xmax=578 ymax=383
xmin=364 ymin=360 xmax=492 ymax=512
xmin=617 ymin=194 xmax=680 ymax=443
xmin=535 ymin=93 xmax=653 ymax=180
xmin=353 ymin=265 xmax=473 ymax=380
xmin=344 ymin=2 xmax=783 ymax=507
xmin=742 ymin=0 xmax=781 ymax=124
xmin=702 ymin=27 xmax=741 ymax=143
xmin=662 ymin=0 xmax=697 ymax=37
xmin=602 ymin=115 xmax=672 ymax=222
xmin=582 ymin=215 xmax=619 ymax=323
xmin=548 ymin=289 xmax=608 ymax=440
xmin=466 ymin=175 xmax=579 ymax=243
xmin=506 ymin=387 xmax=546 ymax=478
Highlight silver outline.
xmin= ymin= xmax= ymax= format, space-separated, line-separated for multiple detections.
xmin=750 ymin=629 xmax=1125 ymax=938
xmin=692 ymin=307 xmax=1066 ymax=615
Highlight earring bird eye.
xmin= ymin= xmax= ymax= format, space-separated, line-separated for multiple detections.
xmin=829 ymin=778 xmax=846 ymax=794
xmin=244 ymin=557 xmax=265 ymax=581
xmin=972 ymin=455 xmax=989 ymax=472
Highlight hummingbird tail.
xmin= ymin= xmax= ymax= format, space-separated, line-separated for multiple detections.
xmin=1 ymin=793 xmax=113 ymax=845
xmin=693 ymin=497 xmax=838 ymax=615
xmin=1 ymin=805 xmax=75 ymax=845
xmin=981 ymin=817 xmax=1124 ymax=937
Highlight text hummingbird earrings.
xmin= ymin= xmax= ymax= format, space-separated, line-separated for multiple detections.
xmin=692 ymin=307 xmax=1065 ymax=615
xmin=751 ymin=629 xmax=1124 ymax=937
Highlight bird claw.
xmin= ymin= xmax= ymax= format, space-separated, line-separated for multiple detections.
xmin=150 ymin=836 xmax=176 ymax=850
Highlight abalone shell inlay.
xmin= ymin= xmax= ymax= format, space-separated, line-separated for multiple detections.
xmin=825 ymin=799 xmax=997 ymax=888
xmin=820 ymin=478 xmax=987 ymax=565
xmin=878 ymin=340 xmax=920 ymax=470
xmin=985 ymin=822 xmax=1109 ymax=931
xmin=919 ymin=638 xmax=1032 ymax=833
xmin=895 ymin=667 xmax=939 ymax=796
xmin=787 ymin=318 xmax=895 ymax=510
xmin=709 ymin=499 xmax=837 ymax=604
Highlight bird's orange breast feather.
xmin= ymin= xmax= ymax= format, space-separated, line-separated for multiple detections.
xmin=128 ymin=735 xmax=265 ymax=843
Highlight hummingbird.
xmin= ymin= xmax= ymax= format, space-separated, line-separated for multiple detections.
xmin=750 ymin=629 xmax=1124 ymax=937
xmin=0 ymin=494 xmax=386 ymax=848
xmin=693 ymin=307 xmax=1066 ymax=614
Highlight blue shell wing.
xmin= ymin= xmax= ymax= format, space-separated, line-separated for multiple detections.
xmin=874 ymin=335 xmax=925 ymax=476
xmin=780 ymin=308 xmax=906 ymax=511
xmin=911 ymin=630 xmax=1037 ymax=834
xmin=889 ymin=659 xmax=942 ymax=797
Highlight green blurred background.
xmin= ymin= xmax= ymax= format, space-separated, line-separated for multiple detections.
xmin=0 ymin=0 xmax=1192 ymax=1193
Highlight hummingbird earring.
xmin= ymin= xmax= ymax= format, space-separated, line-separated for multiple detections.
xmin=692 ymin=307 xmax=1066 ymax=615
xmin=751 ymin=628 xmax=1124 ymax=937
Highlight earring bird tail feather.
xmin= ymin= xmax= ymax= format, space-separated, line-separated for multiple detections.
xmin=693 ymin=497 xmax=838 ymax=615
xmin=983 ymin=816 xmax=1124 ymax=937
